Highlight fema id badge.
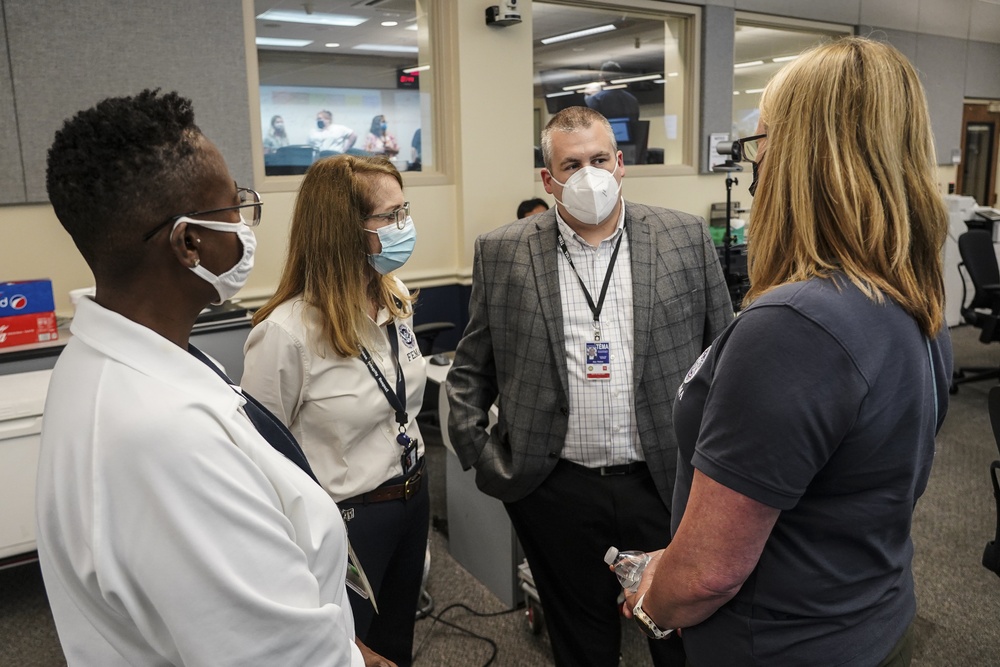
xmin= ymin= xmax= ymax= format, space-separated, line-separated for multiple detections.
xmin=398 ymin=432 xmax=419 ymax=476
xmin=585 ymin=341 xmax=611 ymax=380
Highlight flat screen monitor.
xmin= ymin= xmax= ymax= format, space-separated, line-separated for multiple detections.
xmin=608 ymin=117 xmax=632 ymax=144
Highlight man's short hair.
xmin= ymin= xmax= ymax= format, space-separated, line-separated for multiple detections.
xmin=540 ymin=106 xmax=617 ymax=170
xmin=46 ymin=89 xmax=208 ymax=280
xmin=517 ymin=198 xmax=549 ymax=219
xmin=599 ymin=61 xmax=624 ymax=82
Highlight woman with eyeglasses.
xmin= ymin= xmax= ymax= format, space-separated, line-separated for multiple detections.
xmin=620 ymin=38 xmax=952 ymax=666
xmin=37 ymin=90 xmax=391 ymax=666
xmin=243 ymin=155 xmax=426 ymax=667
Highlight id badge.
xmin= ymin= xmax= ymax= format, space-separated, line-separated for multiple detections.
xmin=398 ymin=432 xmax=419 ymax=476
xmin=585 ymin=341 xmax=611 ymax=380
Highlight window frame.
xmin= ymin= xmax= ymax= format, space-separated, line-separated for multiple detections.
xmin=241 ymin=0 xmax=455 ymax=193
xmin=531 ymin=0 xmax=702 ymax=178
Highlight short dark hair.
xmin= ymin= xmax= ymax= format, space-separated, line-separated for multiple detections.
xmin=46 ymin=89 xmax=207 ymax=279
xmin=517 ymin=198 xmax=549 ymax=219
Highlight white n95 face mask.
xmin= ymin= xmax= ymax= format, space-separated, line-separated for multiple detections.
xmin=172 ymin=215 xmax=256 ymax=305
xmin=550 ymin=165 xmax=622 ymax=226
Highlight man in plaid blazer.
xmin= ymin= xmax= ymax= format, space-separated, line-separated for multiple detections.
xmin=446 ymin=107 xmax=732 ymax=667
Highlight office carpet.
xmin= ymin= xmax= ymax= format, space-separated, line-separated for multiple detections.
xmin=1 ymin=324 xmax=998 ymax=666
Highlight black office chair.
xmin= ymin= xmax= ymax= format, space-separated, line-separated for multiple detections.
xmin=982 ymin=386 xmax=1000 ymax=577
xmin=412 ymin=321 xmax=455 ymax=357
xmin=951 ymin=230 xmax=1000 ymax=392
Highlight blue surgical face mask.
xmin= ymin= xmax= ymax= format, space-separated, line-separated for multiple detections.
xmin=380 ymin=122 xmax=388 ymax=132
xmin=366 ymin=216 xmax=416 ymax=274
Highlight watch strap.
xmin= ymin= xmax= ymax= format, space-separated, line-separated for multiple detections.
xmin=633 ymin=593 xmax=675 ymax=640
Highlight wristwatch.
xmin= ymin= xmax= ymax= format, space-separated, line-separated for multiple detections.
xmin=632 ymin=593 xmax=675 ymax=640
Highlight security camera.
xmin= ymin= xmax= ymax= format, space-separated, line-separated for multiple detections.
xmin=486 ymin=1 xmax=521 ymax=27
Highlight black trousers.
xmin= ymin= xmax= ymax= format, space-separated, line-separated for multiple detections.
xmin=342 ymin=469 xmax=430 ymax=667
xmin=505 ymin=459 xmax=686 ymax=667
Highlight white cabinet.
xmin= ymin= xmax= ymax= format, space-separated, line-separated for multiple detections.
xmin=0 ymin=369 xmax=50 ymax=562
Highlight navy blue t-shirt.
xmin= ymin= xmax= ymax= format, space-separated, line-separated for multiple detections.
xmin=672 ymin=276 xmax=952 ymax=666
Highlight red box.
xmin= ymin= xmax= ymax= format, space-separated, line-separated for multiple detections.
xmin=0 ymin=311 xmax=58 ymax=349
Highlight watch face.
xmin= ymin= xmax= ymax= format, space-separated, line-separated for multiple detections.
xmin=633 ymin=595 xmax=673 ymax=640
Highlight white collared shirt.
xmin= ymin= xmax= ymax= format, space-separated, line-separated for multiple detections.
xmin=36 ymin=297 xmax=363 ymax=666
xmin=555 ymin=202 xmax=641 ymax=466
xmin=242 ymin=280 xmax=427 ymax=501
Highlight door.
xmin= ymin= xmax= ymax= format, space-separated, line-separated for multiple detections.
xmin=957 ymin=103 xmax=1000 ymax=207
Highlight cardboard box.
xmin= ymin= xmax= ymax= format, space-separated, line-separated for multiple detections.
xmin=0 ymin=280 xmax=55 ymax=317
xmin=0 ymin=311 xmax=58 ymax=349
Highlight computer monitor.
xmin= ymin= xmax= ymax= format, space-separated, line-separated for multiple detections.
xmin=607 ymin=117 xmax=632 ymax=144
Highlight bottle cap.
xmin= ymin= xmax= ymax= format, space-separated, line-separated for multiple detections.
xmin=603 ymin=546 xmax=619 ymax=565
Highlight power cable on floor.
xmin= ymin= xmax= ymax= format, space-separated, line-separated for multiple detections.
xmin=412 ymin=602 xmax=522 ymax=666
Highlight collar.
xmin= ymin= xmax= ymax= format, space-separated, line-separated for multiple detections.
xmin=69 ymin=297 xmax=244 ymax=413
xmin=555 ymin=198 xmax=626 ymax=248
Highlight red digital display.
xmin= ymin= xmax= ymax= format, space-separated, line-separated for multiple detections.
xmin=397 ymin=69 xmax=420 ymax=90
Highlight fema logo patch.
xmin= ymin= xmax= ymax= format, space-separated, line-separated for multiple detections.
xmin=398 ymin=323 xmax=416 ymax=349
xmin=677 ymin=345 xmax=712 ymax=400
xmin=10 ymin=295 xmax=26 ymax=310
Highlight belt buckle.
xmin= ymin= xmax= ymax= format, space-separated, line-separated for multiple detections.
xmin=404 ymin=472 xmax=420 ymax=500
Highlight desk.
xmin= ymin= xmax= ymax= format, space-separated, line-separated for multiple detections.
xmin=427 ymin=358 xmax=524 ymax=608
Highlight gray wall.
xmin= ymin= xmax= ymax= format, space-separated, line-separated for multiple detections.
xmin=0 ymin=0 xmax=252 ymax=204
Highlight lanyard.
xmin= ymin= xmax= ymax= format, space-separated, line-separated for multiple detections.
xmin=359 ymin=321 xmax=408 ymax=431
xmin=556 ymin=226 xmax=624 ymax=341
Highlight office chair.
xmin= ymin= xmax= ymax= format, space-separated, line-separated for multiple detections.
xmin=951 ymin=229 xmax=1000 ymax=392
xmin=982 ymin=386 xmax=1000 ymax=577
xmin=412 ymin=321 xmax=455 ymax=357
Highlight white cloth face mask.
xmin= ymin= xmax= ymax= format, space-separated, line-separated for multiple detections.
xmin=549 ymin=165 xmax=622 ymax=226
xmin=172 ymin=214 xmax=256 ymax=305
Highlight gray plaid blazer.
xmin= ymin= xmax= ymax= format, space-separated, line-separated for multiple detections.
xmin=446 ymin=201 xmax=732 ymax=506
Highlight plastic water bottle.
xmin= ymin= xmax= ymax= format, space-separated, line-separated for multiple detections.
xmin=604 ymin=546 xmax=650 ymax=593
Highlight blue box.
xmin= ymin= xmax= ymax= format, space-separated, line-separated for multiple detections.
xmin=0 ymin=279 xmax=55 ymax=317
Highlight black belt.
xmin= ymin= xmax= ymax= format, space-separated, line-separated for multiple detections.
xmin=563 ymin=459 xmax=647 ymax=476
xmin=340 ymin=458 xmax=425 ymax=505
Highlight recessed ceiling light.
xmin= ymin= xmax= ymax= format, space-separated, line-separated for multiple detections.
xmin=744 ymin=88 xmax=765 ymax=94
xmin=734 ymin=60 xmax=764 ymax=69
xmin=609 ymin=74 xmax=663 ymax=85
xmin=325 ymin=43 xmax=340 ymax=48
xmin=653 ymin=79 xmax=666 ymax=84
xmin=256 ymin=37 xmax=313 ymax=47
xmin=256 ymin=10 xmax=367 ymax=27
xmin=541 ymin=24 xmax=616 ymax=45
xmin=546 ymin=91 xmax=576 ymax=98
xmin=381 ymin=21 xmax=398 ymax=27
xmin=667 ymin=72 xmax=679 ymax=77
xmin=402 ymin=65 xmax=430 ymax=74
xmin=562 ymin=82 xmax=601 ymax=91
xmin=772 ymin=55 xmax=798 ymax=63
xmin=353 ymin=43 xmax=419 ymax=53
xmin=405 ymin=24 xmax=418 ymax=31
xmin=602 ymin=84 xmax=628 ymax=90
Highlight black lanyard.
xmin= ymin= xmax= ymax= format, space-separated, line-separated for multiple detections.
xmin=189 ymin=345 xmax=319 ymax=484
xmin=359 ymin=321 xmax=408 ymax=430
xmin=556 ymin=226 xmax=625 ymax=341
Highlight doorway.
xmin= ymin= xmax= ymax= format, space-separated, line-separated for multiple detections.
xmin=957 ymin=102 xmax=1000 ymax=207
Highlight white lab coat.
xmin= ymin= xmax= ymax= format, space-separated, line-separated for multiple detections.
xmin=35 ymin=297 xmax=363 ymax=666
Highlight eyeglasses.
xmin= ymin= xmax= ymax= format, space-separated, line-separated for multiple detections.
xmin=366 ymin=202 xmax=410 ymax=230
xmin=142 ymin=186 xmax=262 ymax=242
xmin=732 ymin=134 xmax=766 ymax=163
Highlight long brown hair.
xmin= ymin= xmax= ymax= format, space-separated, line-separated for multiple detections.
xmin=746 ymin=37 xmax=948 ymax=336
xmin=253 ymin=155 xmax=414 ymax=357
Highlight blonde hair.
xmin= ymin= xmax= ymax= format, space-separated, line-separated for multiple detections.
xmin=540 ymin=106 xmax=617 ymax=170
xmin=253 ymin=155 xmax=414 ymax=357
xmin=746 ymin=37 xmax=948 ymax=336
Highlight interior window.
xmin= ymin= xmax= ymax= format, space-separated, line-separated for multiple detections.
xmin=731 ymin=19 xmax=850 ymax=140
xmin=532 ymin=2 xmax=694 ymax=167
xmin=253 ymin=0 xmax=434 ymax=176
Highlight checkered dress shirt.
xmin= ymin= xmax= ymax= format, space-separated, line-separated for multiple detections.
xmin=555 ymin=206 xmax=641 ymax=467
